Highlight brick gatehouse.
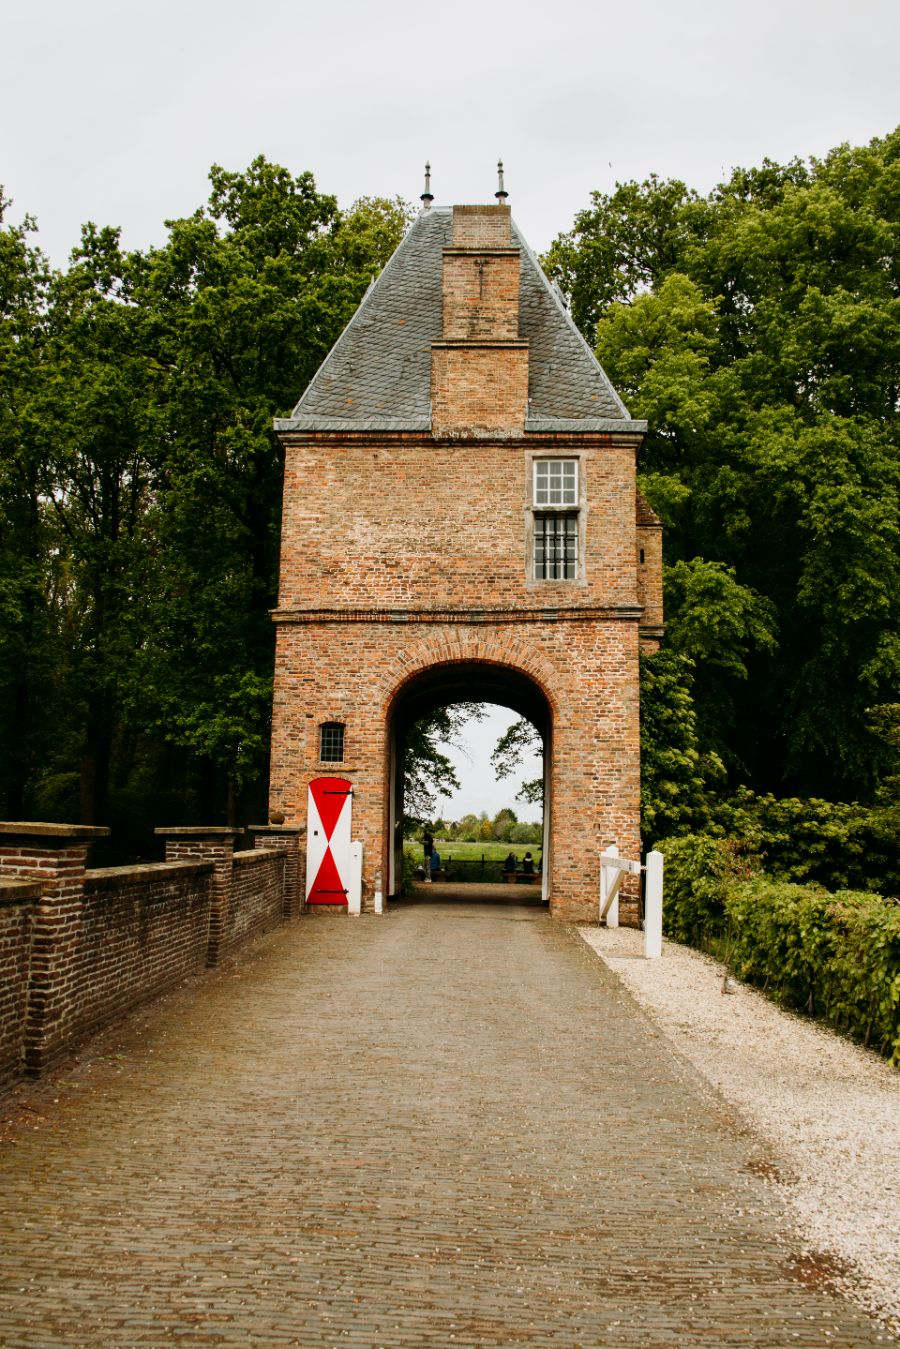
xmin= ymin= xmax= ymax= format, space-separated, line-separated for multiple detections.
xmin=269 ymin=198 xmax=662 ymax=923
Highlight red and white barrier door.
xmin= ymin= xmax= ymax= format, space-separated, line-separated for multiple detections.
xmin=306 ymin=776 xmax=353 ymax=906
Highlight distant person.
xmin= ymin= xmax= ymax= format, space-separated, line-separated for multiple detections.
xmin=503 ymin=852 xmax=517 ymax=875
xmin=422 ymin=829 xmax=433 ymax=883
xmin=522 ymin=852 xmax=535 ymax=875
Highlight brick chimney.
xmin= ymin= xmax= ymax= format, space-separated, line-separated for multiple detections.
xmin=431 ymin=204 xmax=529 ymax=436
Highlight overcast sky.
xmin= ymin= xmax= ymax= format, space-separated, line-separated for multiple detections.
xmin=4 ymin=0 xmax=897 ymax=817
xmin=434 ymin=706 xmax=544 ymax=826
xmin=3 ymin=0 xmax=898 ymax=268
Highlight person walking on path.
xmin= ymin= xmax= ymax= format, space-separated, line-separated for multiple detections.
xmin=422 ymin=828 xmax=433 ymax=882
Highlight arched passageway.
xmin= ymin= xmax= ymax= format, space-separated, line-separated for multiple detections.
xmin=386 ymin=660 xmax=553 ymax=902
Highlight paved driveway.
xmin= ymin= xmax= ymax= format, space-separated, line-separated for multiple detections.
xmin=0 ymin=898 xmax=889 ymax=1347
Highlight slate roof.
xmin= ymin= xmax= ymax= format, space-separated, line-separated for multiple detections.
xmin=274 ymin=206 xmax=646 ymax=435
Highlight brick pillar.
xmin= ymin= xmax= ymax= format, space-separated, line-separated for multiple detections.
xmin=0 ymin=822 xmax=109 ymax=1077
xmin=155 ymin=828 xmax=239 ymax=967
xmin=248 ymin=826 xmax=305 ymax=919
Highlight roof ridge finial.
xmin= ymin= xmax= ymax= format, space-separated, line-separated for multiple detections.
xmin=495 ymin=158 xmax=509 ymax=202
xmin=421 ymin=162 xmax=434 ymax=210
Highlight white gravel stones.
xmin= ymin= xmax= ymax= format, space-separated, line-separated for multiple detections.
xmin=578 ymin=924 xmax=900 ymax=1340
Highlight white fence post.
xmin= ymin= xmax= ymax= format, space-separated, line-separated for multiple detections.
xmin=643 ymin=850 xmax=664 ymax=958
xmin=600 ymin=844 xmax=619 ymax=928
xmin=373 ymin=870 xmax=383 ymax=915
xmin=348 ymin=841 xmax=362 ymax=915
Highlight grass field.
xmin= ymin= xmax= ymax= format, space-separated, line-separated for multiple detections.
xmin=403 ymin=840 xmax=541 ymax=862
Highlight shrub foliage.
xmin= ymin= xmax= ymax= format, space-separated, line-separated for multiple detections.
xmin=659 ymin=834 xmax=900 ymax=1065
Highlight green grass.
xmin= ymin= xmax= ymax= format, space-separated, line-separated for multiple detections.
xmin=404 ymin=840 xmax=540 ymax=862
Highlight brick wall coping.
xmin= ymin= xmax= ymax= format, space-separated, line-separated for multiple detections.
xmin=0 ymin=878 xmax=42 ymax=905
xmin=431 ymin=338 xmax=529 ymax=350
xmin=442 ymin=245 xmax=520 ymax=259
xmin=272 ymin=604 xmax=645 ymax=626
xmin=274 ymin=427 xmax=647 ymax=443
xmin=0 ymin=822 xmax=110 ymax=840
xmin=233 ymin=847 xmax=285 ymax=867
xmin=153 ymin=827 xmax=241 ymax=838
xmin=248 ymin=825 xmax=306 ymax=835
xmin=84 ymin=860 xmax=215 ymax=891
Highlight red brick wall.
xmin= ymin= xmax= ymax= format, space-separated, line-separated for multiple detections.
xmin=441 ymin=250 xmax=521 ymax=341
xmin=226 ymin=849 xmax=286 ymax=953
xmin=270 ymin=620 xmax=641 ymax=925
xmin=431 ymin=345 xmax=529 ymax=435
xmin=276 ymin=433 xmax=641 ymax=612
xmin=0 ymin=882 xmax=39 ymax=1083
xmin=0 ymin=832 xmax=298 ymax=1084
xmin=75 ymin=861 xmax=214 ymax=1041
xmin=451 ymin=204 xmax=512 ymax=248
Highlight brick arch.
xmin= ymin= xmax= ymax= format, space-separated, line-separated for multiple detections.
xmin=383 ymin=631 xmax=557 ymax=903
xmin=383 ymin=629 xmax=561 ymax=723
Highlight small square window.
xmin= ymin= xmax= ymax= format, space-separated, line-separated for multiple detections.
xmin=534 ymin=459 xmax=578 ymax=507
xmin=320 ymin=723 xmax=345 ymax=762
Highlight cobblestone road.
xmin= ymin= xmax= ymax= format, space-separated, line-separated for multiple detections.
xmin=0 ymin=898 xmax=891 ymax=1347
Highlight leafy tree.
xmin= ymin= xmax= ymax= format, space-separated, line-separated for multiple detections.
xmin=0 ymin=194 xmax=55 ymax=817
xmin=0 ymin=162 xmax=413 ymax=837
xmin=491 ymin=806 xmax=518 ymax=841
xmin=402 ymin=703 xmax=485 ymax=827
xmin=490 ymin=716 xmax=544 ymax=806
xmin=554 ymin=127 xmax=900 ymax=804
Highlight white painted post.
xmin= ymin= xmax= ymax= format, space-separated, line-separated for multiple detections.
xmin=643 ymin=850 xmax=664 ymax=958
xmin=373 ymin=870 xmax=383 ymax=915
xmin=600 ymin=844 xmax=620 ymax=928
xmin=348 ymin=841 xmax=363 ymax=915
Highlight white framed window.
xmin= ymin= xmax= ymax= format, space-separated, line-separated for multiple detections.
xmin=534 ymin=458 xmax=578 ymax=507
xmin=529 ymin=457 xmax=583 ymax=582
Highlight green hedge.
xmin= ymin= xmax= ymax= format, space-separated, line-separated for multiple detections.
xmin=659 ymin=835 xmax=900 ymax=1065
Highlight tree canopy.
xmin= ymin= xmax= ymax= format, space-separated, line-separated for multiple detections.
xmin=0 ymin=162 xmax=411 ymax=850
xmin=547 ymin=128 xmax=900 ymax=816
xmin=3 ymin=130 xmax=899 ymax=855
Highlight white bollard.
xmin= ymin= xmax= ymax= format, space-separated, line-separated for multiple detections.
xmin=373 ymin=870 xmax=383 ymax=915
xmin=348 ymin=841 xmax=363 ymax=915
xmin=600 ymin=843 xmax=619 ymax=928
xmin=643 ymin=850 xmax=664 ymax=958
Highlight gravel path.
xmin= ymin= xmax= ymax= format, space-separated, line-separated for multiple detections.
xmin=579 ymin=925 xmax=900 ymax=1340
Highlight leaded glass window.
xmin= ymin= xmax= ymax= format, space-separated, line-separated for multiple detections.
xmin=534 ymin=513 xmax=578 ymax=580
xmin=320 ymin=723 xmax=345 ymax=762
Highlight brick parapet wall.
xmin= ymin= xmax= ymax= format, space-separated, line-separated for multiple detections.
xmin=225 ymin=849 xmax=287 ymax=953
xmin=0 ymin=825 xmax=298 ymax=1087
xmin=249 ymin=828 xmax=305 ymax=919
xmin=158 ymin=830 xmax=239 ymax=968
xmin=73 ymin=860 xmax=215 ymax=1051
xmin=0 ymin=880 xmax=40 ymax=1083
xmin=0 ymin=833 xmax=103 ymax=1075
